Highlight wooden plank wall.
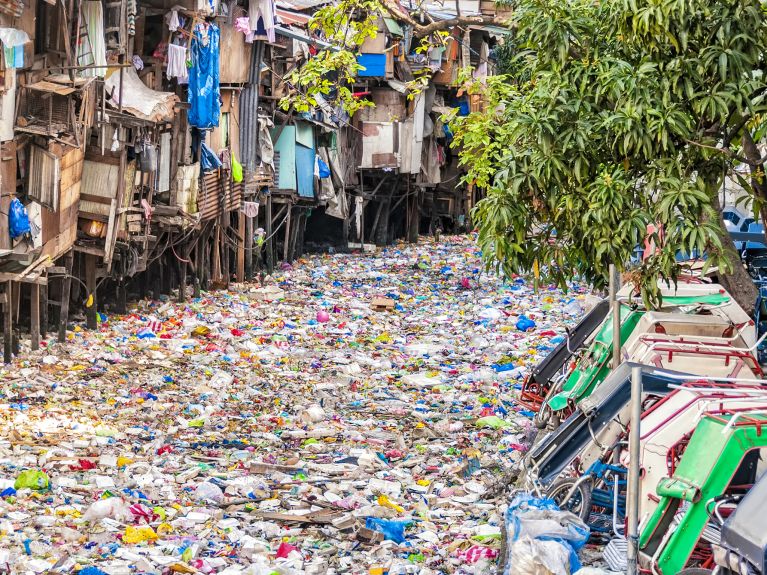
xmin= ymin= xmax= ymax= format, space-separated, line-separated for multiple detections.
xmin=41 ymin=146 xmax=83 ymax=259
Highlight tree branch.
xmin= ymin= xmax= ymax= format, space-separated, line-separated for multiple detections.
xmin=378 ymin=0 xmax=512 ymax=37
xmin=685 ymin=138 xmax=767 ymax=167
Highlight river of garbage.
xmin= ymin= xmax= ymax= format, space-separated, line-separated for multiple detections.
xmin=0 ymin=235 xmax=595 ymax=575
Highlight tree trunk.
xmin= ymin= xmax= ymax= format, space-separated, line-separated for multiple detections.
xmin=741 ymin=131 xmax=767 ymax=234
xmin=711 ymin=192 xmax=757 ymax=315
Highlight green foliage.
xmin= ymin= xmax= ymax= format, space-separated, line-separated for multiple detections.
xmin=278 ymin=0 xmax=380 ymax=115
xmin=449 ymin=0 xmax=767 ymax=307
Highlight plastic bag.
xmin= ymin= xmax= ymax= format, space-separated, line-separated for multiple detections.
xmin=508 ymin=536 xmax=571 ymax=575
xmin=503 ymin=493 xmax=590 ymax=575
xmin=14 ymin=470 xmax=49 ymax=490
xmin=122 ymin=525 xmax=158 ymax=544
xmin=9 ymin=198 xmax=30 ymax=239
xmin=516 ymin=315 xmax=536 ymax=331
xmin=195 ymin=481 xmax=224 ymax=503
xmin=317 ymin=156 xmax=331 ymax=179
xmin=82 ymin=497 xmax=133 ymax=523
xmin=231 ymin=154 xmax=243 ymax=183
xmin=365 ymin=517 xmax=410 ymax=543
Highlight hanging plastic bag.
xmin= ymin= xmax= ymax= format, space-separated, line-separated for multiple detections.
xmin=200 ymin=143 xmax=223 ymax=171
xmin=231 ymin=154 xmax=243 ymax=183
xmin=317 ymin=156 xmax=331 ymax=179
xmin=9 ymin=198 xmax=30 ymax=239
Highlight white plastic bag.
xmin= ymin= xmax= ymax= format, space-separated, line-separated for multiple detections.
xmin=509 ymin=536 xmax=571 ymax=575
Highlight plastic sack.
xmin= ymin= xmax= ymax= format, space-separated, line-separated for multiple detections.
xmin=9 ymin=198 xmax=30 ymax=239
xmin=200 ymin=143 xmax=223 ymax=171
xmin=231 ymin=154 xmax=243 ymax=182
xmin=508 ymin=536 xmax=571 ymax=575
xmin=195 ymin=481 xmax=224 ymax=503
xmin=14 ymin=470 xmax=49 ymax=490
xmin=122 ymin=525 xmax=158 ymax=544
xmin=503 ymin=493 xmax=589 ymax=575
xmin=365 ymin=517 xmax=410 ymax=543
xmin=82 ymin=497 xmax=133 ymax=523
xmin=317 ymin=156 xmax=331 ymax=179
xmin=516 ymin=315 xmax=536 ymax=332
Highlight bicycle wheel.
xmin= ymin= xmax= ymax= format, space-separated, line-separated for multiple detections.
xmin=546 ymin=477 xmax=593 ymax=522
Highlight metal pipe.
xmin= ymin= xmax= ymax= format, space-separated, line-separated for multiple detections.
xmin=610 ymin=264 xmax=621 ymax=368
xmin=626 ymin=365 xmax=642 ymax=575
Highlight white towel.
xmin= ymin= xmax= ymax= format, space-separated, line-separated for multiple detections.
xmin=166 ymin=43 xmax=188 ymax=82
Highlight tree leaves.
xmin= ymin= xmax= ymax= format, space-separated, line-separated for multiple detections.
xmin=449 ymin=0 xmax=766 ymax=305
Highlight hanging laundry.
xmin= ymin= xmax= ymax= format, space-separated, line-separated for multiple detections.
xmin=188 ymin=22 xmax=220 ymax=129
xmin=248 ymin=0 xmax=275 ymax=43
xmin=234 ymin=17 xmax=250 ymax=35
xmin=167 ymin=10 xmax=180 ymax=32
xmin=241 ymin=201 xmax=259 ymax=219
xmin=166 ymin=43 xmax=188 ymax=82
xmin=77 ymin=1 xmax=108 ymax=77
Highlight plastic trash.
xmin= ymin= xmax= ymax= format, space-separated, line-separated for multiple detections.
xmin=195 ymin=481 xmax=224 ymax=503
xmin=14 ymin=470 xmax=49 ymax=490
xmin=504 ymin=493 xmax=590 ymax=575
xmin=0 ymin=235 xmax=589 ymax=573
xmin=82 ymin=498 xmax=133 ymax=522
xmin=365 ymin=517 xmax=410 ymax=543
xmin=476 ymin=415 xmax=512 ymax=429
xmin=9 ymin=198 xmax=31 ymax=239
xmin=516 ymin=315 xmax=536 ymax=331
xmin=508 ymin=536 xmax=572 ymax=575
xmin=122 ymin=525 xmax=159 ymax=544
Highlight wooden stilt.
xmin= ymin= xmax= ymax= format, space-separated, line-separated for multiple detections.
xmin=245 ymin=209 xmax=253 ymax=280
xmin=85 ymin=254 xmax=97 ymax=330
xmin=155 ymin=258 xmax=164 ymax=300
xmin=266 ymin=194 xmax=274 ymax=274
xmin=116 ymin=280 xmax=127 ymax=314
xmin=178 ymin=246 xmax=188 ymax=303
xmin=31 ymin=284 xmax=40 ymax=351
xmin=40 ymin=284 xmax=48 ymax=338
xmin=283 ymin=206 xmax=292 ymax=262
xmin=12 ymin=280 xmax=20 ymax=356
xmin=4 ymin=282 xmax=12 ymax=363
xmin=295 ymin=211 xmax=306 ymax=259
xmin=408 ymin=183 xmax=419 ymax=243
xmin=58 ymin=252 xmax=74 ymax=343
xmin=237 ymin=211 xmax=246 ymax=282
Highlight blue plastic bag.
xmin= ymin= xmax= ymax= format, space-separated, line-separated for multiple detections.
xmin=516 ymin=315 xmax=536 ymax=332
xmin=317 ymin=157 xmax=331 ymax=179
xmin=9 ymin=198 xmax=30 ymax=239
xmin=503 ymin=492 xmax=590 ymax=575
xmin=365 ymin=517 xmax=410 ymax=543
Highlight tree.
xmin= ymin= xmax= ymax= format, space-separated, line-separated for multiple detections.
xmin=448 ymin=0 xmax=767 ymax=309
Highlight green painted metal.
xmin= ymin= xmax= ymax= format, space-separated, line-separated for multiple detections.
xmin=660 ymin=294 xmax=731 ymax=306
xmin=655 ymin=477 xmax=700 ymax=502
xmin=638 ymin=412 xmax=767 ymax=574
xmin=546 ymin=306 xmax=643 ymax=411
xmin=545 ymin=292 xmax=733 ymax=412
